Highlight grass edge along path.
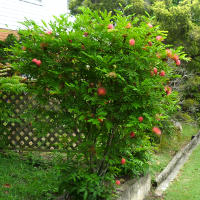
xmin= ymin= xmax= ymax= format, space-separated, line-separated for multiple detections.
xmin=163 ymin=143 xmax=200 ymax=200
xmin=149 ymin=124 xmax=199 ymax=179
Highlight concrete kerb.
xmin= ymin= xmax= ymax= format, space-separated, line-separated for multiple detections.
xmin=117 ymin=173 xmax=151 ymax=200
xmin=154 ymin=131 xmax=200 ymax=196
xmin=55 ymin=174 xmax=152 ymax=200
xmin=116 ymin=131 xmax=200 ymax=200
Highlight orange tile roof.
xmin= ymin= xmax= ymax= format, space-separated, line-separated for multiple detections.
xmin=0 ymin=28 xmax=18 ymax=41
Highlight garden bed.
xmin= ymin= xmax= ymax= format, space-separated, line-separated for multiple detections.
xmin=0 ymin=7 xmax=191 ymax=199
xmin=0 ymin=124 xmax=197 ymax=200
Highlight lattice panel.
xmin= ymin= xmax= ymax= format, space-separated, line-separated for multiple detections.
xmin=0 ymin=63 xmax=12 ymax=77
xmin=1 ymin=93 xmax=70 ymax=150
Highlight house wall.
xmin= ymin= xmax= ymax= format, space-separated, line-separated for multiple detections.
xmin=0 ymin=0 xmax=68 ymax=40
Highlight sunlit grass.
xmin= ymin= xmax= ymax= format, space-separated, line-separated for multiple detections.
xmin=0 ymin=152 xmax=60 ymax=200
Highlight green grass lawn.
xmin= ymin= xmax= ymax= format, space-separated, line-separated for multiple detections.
xmin=0 ymin=151 xmax=60 ymax=200
xmin=164 ymin=143 xmax=200 ymax=200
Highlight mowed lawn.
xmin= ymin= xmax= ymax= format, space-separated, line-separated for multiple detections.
xmin=164 ymin=143 xmax=200 ymax=200
xmin=0 ymin=152 xmax=60 ymax=200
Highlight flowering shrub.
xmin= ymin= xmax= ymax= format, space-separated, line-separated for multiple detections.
xmin=11 ymin=8 xmax=188 ymax=199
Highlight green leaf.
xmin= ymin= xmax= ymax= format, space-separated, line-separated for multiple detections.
xmin=105 ymin=121 xmax=113 ymax=131
xmin=83 ymin=190 xmax=88 ymax=200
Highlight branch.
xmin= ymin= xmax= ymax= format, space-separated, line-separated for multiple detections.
xmin=97 ymin=128 xmax=115 ymax=175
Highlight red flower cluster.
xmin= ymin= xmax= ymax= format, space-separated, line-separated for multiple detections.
xmin=152 ymin=127 xmax=161 ymax=135
xmin=32 ymin=58 xmax=41 ymax=66
xmin=165 ymin=86 xmax=172 ymax=96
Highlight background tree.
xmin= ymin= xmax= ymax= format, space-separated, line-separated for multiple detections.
xmin=69 ymin=0 xmax=151 ymax=16
xmin=152 ymin=0 xmax=200 ymax=122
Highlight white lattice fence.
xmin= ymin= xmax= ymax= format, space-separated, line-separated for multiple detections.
xmin=1 ymin=93 xmax=71 ymax=151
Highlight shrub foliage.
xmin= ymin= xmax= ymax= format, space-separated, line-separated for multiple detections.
xmin=10 ymin=8 xmax=188 ymax=199
xmin=70 ymin=0 xmax=200 ymax=124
